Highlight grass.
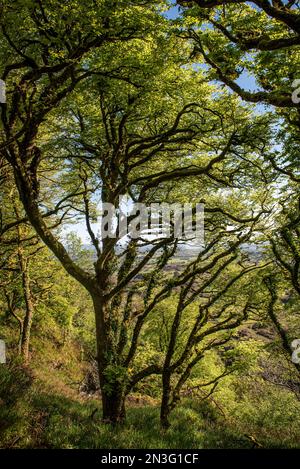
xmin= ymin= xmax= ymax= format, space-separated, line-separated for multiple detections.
xmin=2 ymin=390 xmax=254 ymax=449
xmin=1 ymin=333 xmax=300 ymax=449
xmin=3 ymin=383 xmax=299 ymax=449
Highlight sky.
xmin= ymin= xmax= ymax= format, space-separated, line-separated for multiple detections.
xmin=163 ymin=4 xmax=180 ymax=19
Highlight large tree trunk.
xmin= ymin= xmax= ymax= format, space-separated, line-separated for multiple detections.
xmin=101 ymin=386 xmax=126 ymax=423
xmin=92 ymin=294 xmax=127 ymax=424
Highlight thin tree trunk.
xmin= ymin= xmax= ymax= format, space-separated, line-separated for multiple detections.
xmin=160 ymin=372 xmax=172 ymax=429
xmin=4 ymin=288 xmax=24 ymax=353
xmin=18 ymin=251 xmax=34 ymax=363
xmin=13 ymin=204 xmax=34 ymax=363
xmin=160 ymin=302 xmax=183 ymax=429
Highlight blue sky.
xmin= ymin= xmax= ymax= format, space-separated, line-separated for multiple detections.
xmin=164 ymin=4 xmax=180 ymax=19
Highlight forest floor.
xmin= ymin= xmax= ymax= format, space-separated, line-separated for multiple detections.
xmin=2 ymin=365 xmax=299 ymax=449
xmin=0 ymin=381 xmax=259 ymax=449
xmin=1 ymin=328 xmax=300 ymax=449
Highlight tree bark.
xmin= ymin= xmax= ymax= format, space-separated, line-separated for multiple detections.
xmin=19 ymin=252 xmax=34 ymax=364
xmin=101 ymin=388 xmax=126 ymax=424
xmin=92 ymin=293 xmax=127 ymax=424
xmin=160 ymin=372 xmax=172 ymax=429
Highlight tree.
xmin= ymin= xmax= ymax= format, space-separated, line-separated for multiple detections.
xmin=176 ymin=0 xmax=300 ymax=385
xmin=269 ymin=194 xmax=300 ymax=296
xmin=158 ymin=258 xmax=269 ymax=427
xmin=1 ymin=0 xmax=273 ymax=423
xmin=0 ymin=157 xmax=43 ymax=362
xmin=176 ymin=0 xmax=300 ymax=110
